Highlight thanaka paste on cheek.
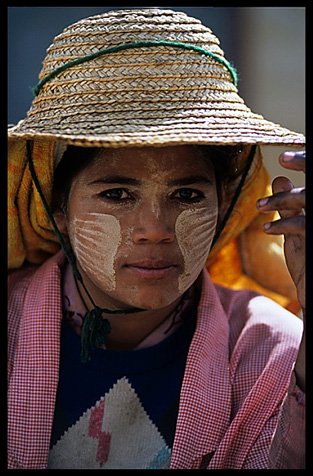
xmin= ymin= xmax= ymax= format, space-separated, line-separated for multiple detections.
xmin=175 ymin=205 xmax=218 ymax=294
xmin=69 ymin=212 xmax=121 ymax=292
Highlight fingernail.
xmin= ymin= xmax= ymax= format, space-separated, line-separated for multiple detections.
xmin=258 ymin=198 xmax=268 ymax=207
xmin=282 ymin=151 xmax=295 ymax=162
xmin=294 ymin=150 xmax=306 ymax=159
xmin=263 ymin=222 xmax=271 ymax=230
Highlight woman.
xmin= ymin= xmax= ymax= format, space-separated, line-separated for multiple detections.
xmin=8 ymin=9 xmax=305 ymax=469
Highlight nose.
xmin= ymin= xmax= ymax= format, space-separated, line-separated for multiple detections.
xmin=132 ymin=205 xmax=175 ymax=245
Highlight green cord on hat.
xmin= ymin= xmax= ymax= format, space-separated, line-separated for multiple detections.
xmin=26 ymin=141 xmax=144 ymax=362
xmin=32 ymin=40 xmax=238 ymax=96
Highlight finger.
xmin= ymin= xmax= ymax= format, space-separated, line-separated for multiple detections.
xmin=257 ymin=187 xmax=305 ymax=215
xmin=272 ymin=176 xmax=293 ymax=195
xmin=279 ymin=150 xmax=305 ymax=173
xmin=257 ymin=176 xmax=304 ymax=218
xmin=271 ymin=177 xmax=295 ymax=220
xmin=263 ymin=215 xmax=305 ymax=237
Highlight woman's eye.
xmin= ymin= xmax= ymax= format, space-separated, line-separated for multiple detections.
xmin=173 ymin=188 xmax=204 ymax=203
xmin=99 ymin=188 xmax=131 ymax=201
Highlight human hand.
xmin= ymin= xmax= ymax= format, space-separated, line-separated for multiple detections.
xmin=256 ymin=151 xmax=305 ymax=311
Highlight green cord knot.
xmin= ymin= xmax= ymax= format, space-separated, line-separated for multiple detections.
xmin=81 ymin=307 xmax=112 ymax=363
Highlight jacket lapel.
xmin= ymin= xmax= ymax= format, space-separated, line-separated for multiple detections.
xmin=171 ymin=269 xmax=232 ymax=469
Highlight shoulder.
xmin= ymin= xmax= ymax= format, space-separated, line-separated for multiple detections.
xmin=8 ymin=266 xmax=39 ymax=377
xmin=211 ymin=281 xmax=303 ymax=417
xmin=8 ymin=251 xmax=66 ymax=299
xmin=199 ymin=270 xmax=302 ymax=354
xmin=8 ymin=252 xmax=66 ymax=344
xmin=8 ymin=265 xmax=40 ymax=325
xmin=8 ymin=251 xmax=66 ymax=375
xmin=215 ymin=282 xmax=302 ymax=398
xmin=213 ymin=282 xmax=302 ymax=354
xmin=8 ymin=265 xmax=38 ymax=294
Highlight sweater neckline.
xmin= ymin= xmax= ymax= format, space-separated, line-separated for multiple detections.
xmin=61 ymin=295 xmax=197 ymax=374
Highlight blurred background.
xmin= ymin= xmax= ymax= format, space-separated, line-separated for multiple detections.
xmin=8 ymin=6 xmax=305 ymax=186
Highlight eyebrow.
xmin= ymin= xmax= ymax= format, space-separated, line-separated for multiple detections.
xmin=89 ymin=174 xmax=213 ymax=187
xmin=167 ymin=175 xmax=213 ymax=187
xmin=88 ymin=175 xmax=142 ymax=186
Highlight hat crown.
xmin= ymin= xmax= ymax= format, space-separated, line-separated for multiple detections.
xmin=41 ymin=8 xmax=226 ymax=79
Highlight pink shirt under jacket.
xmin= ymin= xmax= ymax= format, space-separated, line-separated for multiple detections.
xmin=7 ymin=251 xmax=305 ymax=469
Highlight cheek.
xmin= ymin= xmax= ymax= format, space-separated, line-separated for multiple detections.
xmin=175 ymin=205 xmax=218 ymax=293
xmin=69 ymin=212 xmax=121 ymax=292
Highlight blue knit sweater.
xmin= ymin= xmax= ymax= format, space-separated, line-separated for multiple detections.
xmin=48 ymin=307 xmax=196 ymax=469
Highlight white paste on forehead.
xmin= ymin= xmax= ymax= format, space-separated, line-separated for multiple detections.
xmin=176 ymin=206 xmax=218 ymax=293
xmin=70 ymin=212 xmax=121 ymax=292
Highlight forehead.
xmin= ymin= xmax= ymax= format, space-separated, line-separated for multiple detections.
xmin=83 ymin=145 xmax=215 ymax=181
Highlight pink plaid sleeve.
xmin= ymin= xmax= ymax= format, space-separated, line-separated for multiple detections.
xmin=269 ymin=371 xmax=305 ymax=469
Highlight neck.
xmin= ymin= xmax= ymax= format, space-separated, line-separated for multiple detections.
xmin=104 ymin=297 xmax=183 ymax=351
xmin=75 ymin=271 xmax=185 ymax=351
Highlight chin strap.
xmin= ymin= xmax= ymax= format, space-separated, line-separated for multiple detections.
xmin=27 ymin=141 xmax=144 ymax=362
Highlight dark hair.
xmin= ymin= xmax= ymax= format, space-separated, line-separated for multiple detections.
xmin=52 ymin=146 xmax=100 ymax=212
xmin=52 ymin=144 xmax=248 ymax=211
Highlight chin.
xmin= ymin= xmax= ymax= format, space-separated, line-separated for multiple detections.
xmin=113 ymin=285 xmax=182 ymax=311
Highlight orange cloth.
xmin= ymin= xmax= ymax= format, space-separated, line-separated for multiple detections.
xmin=8 ymin=138 xmax=60 ymax=268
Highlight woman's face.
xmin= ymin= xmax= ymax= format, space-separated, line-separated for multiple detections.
xmin=60 ymin=146 xmax=218 ymax=311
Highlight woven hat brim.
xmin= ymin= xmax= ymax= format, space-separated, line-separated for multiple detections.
xmin=8 ymin=111 xmax=305 ymax=148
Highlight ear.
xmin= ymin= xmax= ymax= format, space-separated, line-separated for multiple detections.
xmin=53 ymin=209 xmax=68 ymax=235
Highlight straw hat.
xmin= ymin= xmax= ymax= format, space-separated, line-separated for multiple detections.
xmin=8 ymin=8 xmax=305 ymax=147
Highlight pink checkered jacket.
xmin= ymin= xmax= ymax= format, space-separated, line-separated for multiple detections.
xmin=8 ymin=251 xmax=305 ymax=469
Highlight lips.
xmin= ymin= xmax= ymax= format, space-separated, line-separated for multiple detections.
xmin=124 ymin=260 xmax=178 ymax=279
